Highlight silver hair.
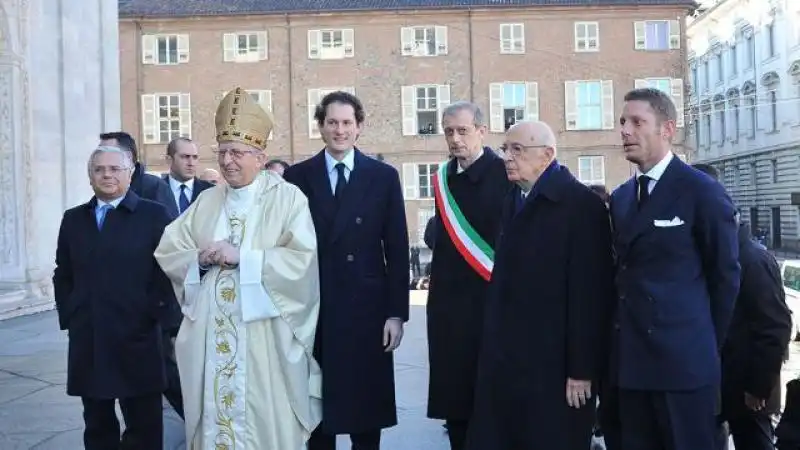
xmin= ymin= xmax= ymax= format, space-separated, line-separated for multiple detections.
xmin=87 ymin=145 xmax=134 ymax=174
xmin=441 ymin=101 xmax=485 ymax=127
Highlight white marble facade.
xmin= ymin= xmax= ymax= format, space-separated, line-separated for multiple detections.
xmin=0 ymin=0 xmax=120 ymax=317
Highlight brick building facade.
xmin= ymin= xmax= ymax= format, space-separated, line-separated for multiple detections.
xmin=119 ymin=0 xmax=695 ymax=244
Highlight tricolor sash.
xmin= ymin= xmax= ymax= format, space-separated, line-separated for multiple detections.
xmin=432 ymin=162 xmax=494 ymax=281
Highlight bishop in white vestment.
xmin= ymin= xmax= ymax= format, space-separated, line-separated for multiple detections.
xmin=155 ymin=88 xmax=322 ymax=450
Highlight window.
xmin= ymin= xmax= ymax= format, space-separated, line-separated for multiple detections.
xmin=308 ymin=29 xmax=355 ymax=59
xmin=729 ymin=42 xmax=737 ymax=75
xmin=307 ymin=87 xmax=356 ymax=139
xmin=141 ymin=93 xmax=191 ymax=144
xmin=704 ymin=61 xmax=710 ymax=90
xmin=488 ymin=82 xmax=539 ymax=132
xmin=400 ymin=84 xmax=451 ymax=135
xmin=765 ymin=23 xmax=775 ymax=58
xmin=499 ymin=24 xmax=525 ymax=54
xmin=577 ymin=156 xmax=605 ymax=185
xmin=142 ymin=34 xmax=189 ymax=65
xmin=715 ymin=107 xmax=726 ymax=145
xmin=575 ymin=22 xmax=599 ymax=52
xmin=691 ymin=65 xmax=698 ymax=92
xmin=402 ymin=163 xmax=440 ymax=199
xmin=703 ymin=113 xmax=711 ymax=147
xmin=745 ymin=33 xmax=755 ymax=68
xmin=633 ymin=78 xmax=685 ymax=127
xmin=220 ymin=90 xmax=274 ymax=140
xmin=767 ymin=90 xmax=778 ymax=132
xmin=634 ymin=20 xmax=680 ymax=51
xmin=716 ymin=54 xmax=723 ymax=83
xmin=746 ymin=95 xmax=757 ymax=138
xmin=417 ymin=207 xmax=435 ymax=244
xmin=783 ymin=265 xmax=800 ymax=293
xmin=401 ymin=26 xmax=448 ymax=56
xmin=693 ymin=114 xmax=701 ymax=150
xmin=729 ymin=102 xmax=740 ymax=142
xmin=772 ymin=159 xmax=778 ymax=183
xmin=564 ymin=80 xmax=614 ymax=130
xmin=223 ymin=32 xmax=268 ymax=62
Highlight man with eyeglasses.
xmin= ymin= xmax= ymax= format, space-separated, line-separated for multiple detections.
xmin=53 ymin=146 xmax=177 ymax=450
xmin=466 ymin=121 xmax=615 ymax=450
xmin=424 ymin=101 xmax=511 ymax=450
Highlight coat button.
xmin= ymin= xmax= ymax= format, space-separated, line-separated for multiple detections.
xmin=355 ymin=217 xmax=362 ymax=224
xmin=346 ymin=254 xmax=354 ymax=262
xmin=614 ymin=322 xmax=620 ymax=330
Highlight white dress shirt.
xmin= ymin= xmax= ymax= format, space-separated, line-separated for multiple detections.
xmin=636 ymin=151 xmax=674 ymax=197
xmin=168 ymin=175 xmax=194 ymax=209
xmin=325 ymin=149 xmax=355 ymax=194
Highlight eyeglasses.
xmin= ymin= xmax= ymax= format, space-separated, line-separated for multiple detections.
xmin=213 ymin=148 xmax=261 ymax=160
xmin=497 ymin=144 xmax=549 ymax=157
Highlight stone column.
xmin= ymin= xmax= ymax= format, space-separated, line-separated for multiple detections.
xmin=0 ymin=0 xmax=120 ymax=319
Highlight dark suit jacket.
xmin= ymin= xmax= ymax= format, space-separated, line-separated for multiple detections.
xmin=609 ymin=155 xmax=740 ymax=391
xmin=52 ymin=191 xmax=177 ymax=399
xmin=284 ymin=148 xmax=409 ymax=433
xmin=130 ymin=162 xmax=178 ymax=219
xmin=721 ymin=224 xmax=792 ymax=417
xmin=161 ymin=174 xmax=214 ymax=211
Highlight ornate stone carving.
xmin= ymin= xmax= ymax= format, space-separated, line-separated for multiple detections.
xmin=0 ymin=67 xmax=18 ymax=267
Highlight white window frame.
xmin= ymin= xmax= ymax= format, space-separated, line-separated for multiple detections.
xmin=574 ymin=22 xmax=599 ymax=52
xmin=400 ymin=85 xmax=451 ymax=136
xmin=417 ymin=207 xmax=435 ymax=245
xmin=633 ymin=20 xmax=680 ymax=51
xmin=577 ymin=156 xmax=605 ymax=185
xmin=488 ymin=82 xmax=539 ymax=132
xmin=564 ymin=80 xmax=615 ymax=131
xmin=142 ymin=34 xmax=189 ymax=65
xmin=499 ymin=23 xmax=525 ymax=54
xmin=400 ymin=26 xmax=448 ymax=57
xmin=141 ymin=93 xmax=191 ymax=144
xmin=402 ymin=162 xmax=440 ymax=200
xmin=633 ymin=78 xmax=685 ymax=127
xmin=220 ymin=89 xmax=274 ymax=140
xmin=307 ymin=87 xmax=356 ymax=139
xmin=308 ymin=28 xmax=355 ymax=59
xmin=222 ymin=32 xmax=268 ymax=62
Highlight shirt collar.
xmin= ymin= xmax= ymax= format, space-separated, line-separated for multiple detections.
xmin=168 ymin=175 xmax=194 ymax=191
xmin=324 ymin=149 xmax=355 ymax=174
xmin=456 ymin=148 xmax=485 ymax=174
xmin=97 ymin=196 xmax=124 ymax=209
xmin=637 ymin=152 xmax=674 ymax=181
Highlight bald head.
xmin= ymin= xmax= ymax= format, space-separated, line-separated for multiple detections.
xmin=198 ymin=168 xmax=221 ymax=185
xmin=507 ymin=120 xmax=557 ymax=151
xmin=501 ymin=120 xmax=558 ymax=190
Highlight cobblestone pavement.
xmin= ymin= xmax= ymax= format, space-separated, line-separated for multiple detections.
xmin=0 ymin=291 xmax=448 ymax=449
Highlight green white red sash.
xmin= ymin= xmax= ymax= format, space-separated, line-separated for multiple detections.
xmin=432 ymin=162 xmax=494 ymax=281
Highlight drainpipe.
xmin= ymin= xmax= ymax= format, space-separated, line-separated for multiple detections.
xmin=468 ymin=7 xmax=474 ymax=101
xmin=134 ymin=19 xmax=146 ymax=163
xmin=285 ymin=13 xmax=296 ymax=163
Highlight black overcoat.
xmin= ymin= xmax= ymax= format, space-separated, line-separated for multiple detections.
xmin=466 ymin=163 xmax=616 ymax=450
xmin=284 ymin=149 xmax=410 ymax=433
xmin=426 ymin=150 xmax=511 ymax=420
xmin=52 ymin=191 xmax=177 ymax=399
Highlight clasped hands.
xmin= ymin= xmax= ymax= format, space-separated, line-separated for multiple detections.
xmin=566 ymin=378 xmax=592 ymax=408
xmin=198 ymin=240 xmax=240 ymax=268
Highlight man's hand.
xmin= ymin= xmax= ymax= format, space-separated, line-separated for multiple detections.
xmin=383 ymin=318 xmax=404 ymax=352
xmin=566 ymin=378 xmax=592 ymax=408
xmin=199 ymin=241 xmax=239 ymax=267
xmin=744 ymin=392 xmax=766 ymax=412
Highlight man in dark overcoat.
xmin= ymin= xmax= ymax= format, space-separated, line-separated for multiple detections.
xmin=284 ymin=91 xmax=409 ymax=450
xmin=425 ymin=101 xmax=511 ymax=450
xmin=52 ymin=146 xmax=177 ymax=450
xmin=466 ymin=121 xmax=616 ymax=450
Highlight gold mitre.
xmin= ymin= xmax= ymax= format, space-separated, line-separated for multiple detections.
xmin=215 ymin=87 xmax=275 ymax=151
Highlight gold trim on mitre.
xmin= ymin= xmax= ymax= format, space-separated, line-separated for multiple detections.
xmin=215 ymin=87 xmax=275 ymax=151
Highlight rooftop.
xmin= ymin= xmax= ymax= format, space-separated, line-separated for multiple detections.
xmin=119 ymin=0 xmax=698 ymax=18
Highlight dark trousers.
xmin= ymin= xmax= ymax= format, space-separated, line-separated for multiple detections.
xmin=162 ymin=332 xmax=184 ymax=419
xmin=81 ymin=393 xmax=163 ymax=450
xmin=308 ymin=427 xmax=381 ymax=450
xmin=618 ymin=386 xmax=717 ymax=450
xmin=727 ymin=411 xmax=776 ymax=450
xmin=446 ymin=420 xmax=469 ymax=450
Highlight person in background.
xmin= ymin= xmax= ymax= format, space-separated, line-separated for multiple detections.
xmin=265 ymin=159 xmax=290 ymax=176
xmin=162 ymin=137 xmax=214 ymax=216
xmin=53 ymin=146 xmax=176 ymax=450
xmin=198 ymin=168 xmax=221 ymax=185
xmin=99 ymin=131 xmax=178 ymax=219
xmin=694 ymin=162 xmax=792 ymax=450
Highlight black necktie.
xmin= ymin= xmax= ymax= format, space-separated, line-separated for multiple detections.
xmin=179 ymin=184 xmax=190 ymax=213
xmin=334 ymin=163 xmax=347 ymax=200
xmin=637 ymin=175 xmax=651 ymax=209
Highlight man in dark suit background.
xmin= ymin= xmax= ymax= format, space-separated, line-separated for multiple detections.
xmin=99 ymin=131 xmax=178 ymax=219
xmin=284 ymin=91 xmax=409 ymax=450
xmin=609 ymin=88 xmax=741 ymax=450
xmin=53 ymin=146 xmax=177 ymax=450
xmin=693 ymin=163 xmax=792 ymax=450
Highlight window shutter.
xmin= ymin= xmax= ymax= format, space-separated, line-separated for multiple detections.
xmin=670 ymin=78 xmax=685 ymax=127
xmin=489 ymin=83 xmax=504 ymax=132
xmin=634 ymin=21 xmax=646 ymax=49
xmin=601 ymin=80 xmax=615 ymax=130
xmin=223 ymin=33 xmax=237 ymax=62
xmin=515 ymin=24 xmax=525 ymax=53
xmin=435 ymin=26 xmax=448 ymax=55
xmin=141 ymin=94 xmax=157 ymax=143
xmin=308 ymin=89 xmax=321 ymax=138
xmin=669 ymin=20 xmax=681 ymax=49
xmin=257 ymin=31 xmax=268 ymax=60
xmin=525 ymin=82 xmax=539 ymax=122
xmin=402 ymin=163 xmax=419 ymax=199
xmin=564 ymin=81 xmax=578 ymax=130
xmin=499 ymin=24 xmax=510 ymax=53
xmin=308 ymin=30 xmax=321 ymax=59
xmin=142 ymin=35 xmax=156 ymax=64
xmin=177 ymin=35 xmax=190 ymax=63
xmin=178 ymin=93 xmax=192 ymax=138
xmin=437 ymin=84 xmax=451 ymax=134
xmin=594 ymin=157 xmax=605 ymax=184
xmin=343 ymin=29 xmax=355 ymax=57
xmin=401 ymin=86 xmax=417 ymax=136
xmin=634 ymin=79 xmax=648 ymax=89
xmin=401 ymin=27 xmax=415 ymax=56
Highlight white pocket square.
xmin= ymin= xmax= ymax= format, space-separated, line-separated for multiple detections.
xmin=654 ymin=217 xmax=684 ymax=227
